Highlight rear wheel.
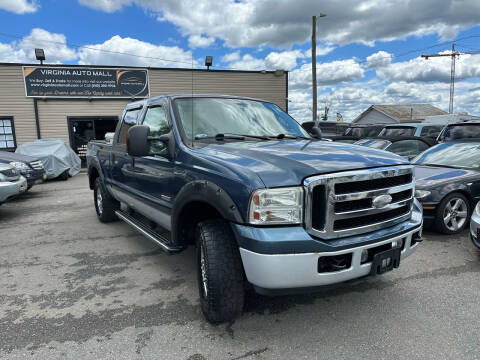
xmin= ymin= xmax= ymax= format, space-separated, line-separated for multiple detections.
xmin=435 ymin=192 xmax=470 ymax=234
xmin=195 ymin=219 xmax=245 ymax=323
xmin=94 ymin=177 xmax=119 ymax=222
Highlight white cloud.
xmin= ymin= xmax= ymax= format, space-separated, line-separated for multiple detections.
xmin=0 ymin=28 xmax=76 ymax=63
xmin=77 ymin=35 xmax=196 ymax=67
xmin=222 ymin=50 xmax=305 ymax=71
xmin=78 ymin=0 xmax=131 ymax=13
xmin=289 ymin=59 xmax=364 ymax=89
xmin=221 ymin=51 xmax=241 ymax=63
xmin=303 ymin=45 xmax=336 ymax=58
xmin=365 ymin=50 xmax=392 ymax=69
xmin=0 ymin=0 xmax=38 ymax=14
xmin=188 ymin=34 xmax=215 ymax=48
xmin=265 ymin=50 xmax=305 ymax=70
xmin=376 ymin=52 xmax=480 ymax=83
xmin=288 ymin=79 xmax=480 ymax=124
xmin=227 ymin=54 xmax=265 ymax=71
xmin=78 ymin=0 xmax=480 ymax=48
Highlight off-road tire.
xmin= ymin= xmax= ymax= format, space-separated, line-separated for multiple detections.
xmin=196 ymin=219 xmax=245 ymax=323
xmin=435 ymin=192 xmax=470 ymax=234
xmin=94 ymin=177 xmax=119 ymax=223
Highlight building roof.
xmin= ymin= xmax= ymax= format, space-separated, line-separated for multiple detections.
xmin=353 ymin=104 xmax=448 ymax=123
xmin=0 ymin=61 xmax=287 ymax=75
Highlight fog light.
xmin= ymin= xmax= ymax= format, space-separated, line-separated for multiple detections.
xmin=361 ymin=249 xmax=369 ymax=263
xmin=392 ymin=239 xmax=403 ymax=249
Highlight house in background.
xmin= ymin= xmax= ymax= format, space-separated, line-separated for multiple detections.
xmin=352 ymin=104 xmax=447 ymax=124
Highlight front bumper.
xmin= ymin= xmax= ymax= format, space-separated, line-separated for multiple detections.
xmin=240 ymin=227 xmax=421 ymax=289
xmin=20 ymin=169 xmax=46 ymax=187
xmin=470 ymin=208 xmax=480 ymax=249
xmin=0 ymin=176 xmax=27 ymax=203
xmin=234 ymin=200 xmax=423 ymax=290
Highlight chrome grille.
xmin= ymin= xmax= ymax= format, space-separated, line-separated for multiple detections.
xmin=304 ymin=165 xmax=414 ymax=239
xmin=29 ymin=160 xmax=44 ymax=170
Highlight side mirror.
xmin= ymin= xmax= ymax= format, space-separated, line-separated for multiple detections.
xmin=127 ymin=125 xmax=150 ymax=157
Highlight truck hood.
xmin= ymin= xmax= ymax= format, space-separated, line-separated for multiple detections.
xmin=196 ymin=140 xmax=409 ymax=187
xmin=0 ymin=150 xmax=38 ymax=163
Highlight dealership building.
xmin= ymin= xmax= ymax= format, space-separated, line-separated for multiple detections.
xmin=0 ymin=62 xmax=288 ymax=163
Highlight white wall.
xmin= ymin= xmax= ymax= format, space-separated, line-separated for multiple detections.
xmin=354 ymin=109 xmax=397 ymax=124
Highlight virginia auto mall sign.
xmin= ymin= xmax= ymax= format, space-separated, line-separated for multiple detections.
xmin=23 ymin=66 xmax=149 ymax=98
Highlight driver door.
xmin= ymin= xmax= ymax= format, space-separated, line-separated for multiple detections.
xmin=127 ymin=104 xmax=175 ymax=229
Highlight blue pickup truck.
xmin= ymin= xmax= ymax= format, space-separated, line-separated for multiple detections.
xmin=87 ymin=94 xmax=423 ymax=323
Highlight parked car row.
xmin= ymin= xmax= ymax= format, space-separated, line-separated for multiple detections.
xmin=0 ymin=139 xmax=82 ymax=207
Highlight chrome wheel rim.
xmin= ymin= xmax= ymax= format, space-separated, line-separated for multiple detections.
xmin=200 ymin=245 xmax=208 ymax=298
xmin=443 ymin=198 xmax=468 ymax=232
xmin=96 ymin=191 xmax=103 ymax=215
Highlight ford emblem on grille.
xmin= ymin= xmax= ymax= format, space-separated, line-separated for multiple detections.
xmin=372 ymin=194 xmax=392 ymax=209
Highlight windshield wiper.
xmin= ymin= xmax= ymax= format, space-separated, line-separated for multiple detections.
xmin=417 ymin=164 xmax=460 ymax=169
xmin=194 ymin=133 xmax=245 ymax=141
xmin=268 ymin=133 xmax=311 ymax=140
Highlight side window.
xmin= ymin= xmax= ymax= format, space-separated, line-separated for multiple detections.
xmin=0 ymin=117 xmax=16 ymax=150
xmin=143 ymin=106 xmax=170 ymax=153
xmin=420 ymin=126 xmax=442 ymax=137
xmin=117 ymin=108 xmax=141 ymax=144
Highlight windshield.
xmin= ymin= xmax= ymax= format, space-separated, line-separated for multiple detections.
xmin=439 ymin=124 xmax=480 ymax=141
xmin=413 ymin=142 xmax=480 ymax=169
xmin=174 ymin=98 xmax=309 ymax=142
xmin=379 ymin=126 xmax=415 ymax=137
xmin=344 ymin=127 xmax=381 ymax=138
xmin=354 ymin=139 xmax=391 ymax=149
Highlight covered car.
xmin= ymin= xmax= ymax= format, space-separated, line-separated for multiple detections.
xmin=15 ymin=139 xmax=81 ymax=180
xmin=413 ymin=141 xmax=480 ymax=234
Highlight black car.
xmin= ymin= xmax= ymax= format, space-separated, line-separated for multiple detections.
xmin=326 ymin=124 xmax=385 ymax=143
xmin=0 ymin=151 xmax=46 ymax=189
xmin=354 ymin=136 xmax=434 ymax=160
xmin=437 ymin=121 xmax=480 ymax=142
xmin=413 ymin=141 xmax=480 ymax=234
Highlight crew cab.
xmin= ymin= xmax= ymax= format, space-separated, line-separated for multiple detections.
xmin=87 ymin=95 xmax=423 ymax=323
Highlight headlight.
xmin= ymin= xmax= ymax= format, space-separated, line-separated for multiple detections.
xmin=0 ymin=173 xmax=6 ymax=182
xmin=415 ymin=189 xmax=431 ymax=200
xmin=248 ymin=187 xmax=304 ymax=225
xmin=9 ymin=161 xmax=30 ymax=170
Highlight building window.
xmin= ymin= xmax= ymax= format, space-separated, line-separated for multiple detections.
xmin=0 ymin=117 xmax=16 ymax=150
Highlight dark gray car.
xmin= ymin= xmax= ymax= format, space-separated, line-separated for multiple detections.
xmin=413 ymin=141 xmax=480 ymax=234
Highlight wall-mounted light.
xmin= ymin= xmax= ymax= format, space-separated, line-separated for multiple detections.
xmin=35 ymin=48 xmax=45 ymax=65
xmin=205 ymin=56 xmax=213 ymax=70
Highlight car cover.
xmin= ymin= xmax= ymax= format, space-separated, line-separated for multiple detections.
xmin=15 ymin=139 xmax=81 ymax=179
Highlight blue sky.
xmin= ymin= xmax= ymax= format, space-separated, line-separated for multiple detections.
xmin=1 ymin=0 xmax=480 ymax=121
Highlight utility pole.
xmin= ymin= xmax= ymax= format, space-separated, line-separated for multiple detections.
xmin=421 ymin=44 xmax=462 ymax=114
xmin=311 ymin=13 xmax=326 ymax=123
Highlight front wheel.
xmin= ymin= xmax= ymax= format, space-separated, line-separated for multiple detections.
xmin=435 ymin=192 xmax=470 ymax=234
xmin=94 ymin=177 xmax=119 ymax=223
xmin=196 ymin=219 xmax=245 ymax=323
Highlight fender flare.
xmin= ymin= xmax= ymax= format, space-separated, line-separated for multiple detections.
xmin=87 ymin=159 xmax=104 ymax=190
xmin=171 ymin=180 xmax=245 ymax=245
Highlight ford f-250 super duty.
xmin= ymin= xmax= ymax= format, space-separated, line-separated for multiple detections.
xmin=87 ymin=94 xmax=423 ymax=323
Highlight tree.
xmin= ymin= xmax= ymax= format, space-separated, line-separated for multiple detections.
xmin=321 ymin=105 xmax=329 ymax=121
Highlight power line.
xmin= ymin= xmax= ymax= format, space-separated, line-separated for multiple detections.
xmin=0 ymin=31 xmax=195 ymax=66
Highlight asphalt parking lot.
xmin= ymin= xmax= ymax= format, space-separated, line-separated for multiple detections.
xmin=1 ymin=173 xmax=479 ymax=359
